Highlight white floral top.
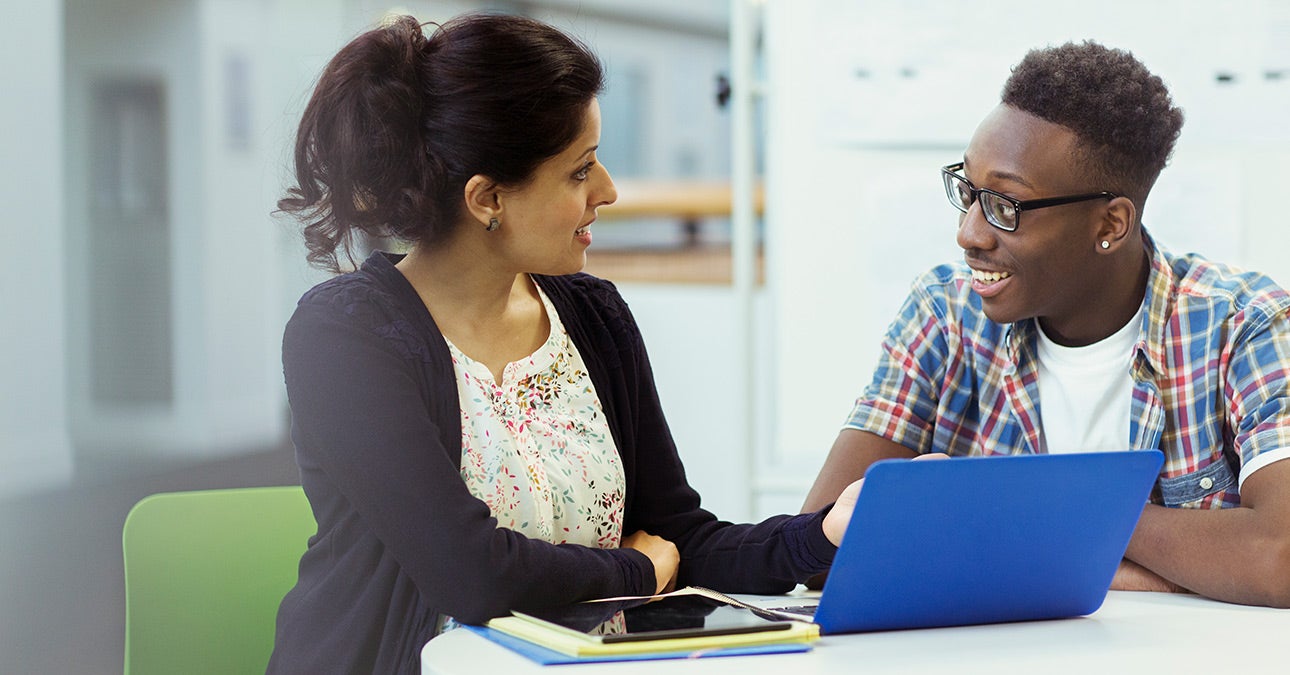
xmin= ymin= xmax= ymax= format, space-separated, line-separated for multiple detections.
xmin=449 ymin=282 xmax=625 ymax=550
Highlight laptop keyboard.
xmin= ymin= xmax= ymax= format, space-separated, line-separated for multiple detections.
xmin=766 ymin=604 xmax=818 ymax=618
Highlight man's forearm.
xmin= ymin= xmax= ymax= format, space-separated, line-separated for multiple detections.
xmin=1125 ymin=503 xmax=1290 ymax=607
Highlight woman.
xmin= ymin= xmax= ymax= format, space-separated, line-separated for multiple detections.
xmin=268 ymin=13 xmax=860 ymax=674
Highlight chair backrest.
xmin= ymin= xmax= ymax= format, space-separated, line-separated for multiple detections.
xmin=122 ymin=486 xmax=315 ymax=675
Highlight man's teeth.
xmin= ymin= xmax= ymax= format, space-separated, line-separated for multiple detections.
xmin=575 ymin=225 xmax=590 ymax=235
xmin=972 ymin=269 xmax=1011 ymax=283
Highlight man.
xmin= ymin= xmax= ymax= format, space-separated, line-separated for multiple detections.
xmin=803 ymin=41 xmax=1290 ymax=607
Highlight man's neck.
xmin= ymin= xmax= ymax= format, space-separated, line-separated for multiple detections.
xmin=1038 ymin=235 xmax=1150 ymax=347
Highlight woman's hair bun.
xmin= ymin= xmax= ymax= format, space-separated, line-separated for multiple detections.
xmin=280 ymin=12 xmax=603 ymax=272
xmin=373 ymin=15 xmax=431 ymax=92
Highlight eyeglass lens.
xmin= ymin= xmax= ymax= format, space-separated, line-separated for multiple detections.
xmin=944 ymin=172 xmax=1018 ymax=231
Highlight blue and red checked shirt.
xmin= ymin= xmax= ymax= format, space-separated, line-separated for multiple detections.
xmin=845 ymin=231 xmax=1290 ymax=509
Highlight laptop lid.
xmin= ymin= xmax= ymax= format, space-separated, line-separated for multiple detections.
xmin=813 ymin=450 xmax=1164 ymax=634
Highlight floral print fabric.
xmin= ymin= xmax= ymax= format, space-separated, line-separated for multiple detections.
xmin=449 ymin=282 xmax=625 ymax=549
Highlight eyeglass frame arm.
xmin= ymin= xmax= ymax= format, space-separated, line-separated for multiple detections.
xmin=941 ymin=162 xmax=1119 ymax=229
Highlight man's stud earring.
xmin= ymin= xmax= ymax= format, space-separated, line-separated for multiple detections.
xmin=486 ymin=217 xmax=500 ymax=232
xmin=1100 ymin=240 xmax=1110 ymax=250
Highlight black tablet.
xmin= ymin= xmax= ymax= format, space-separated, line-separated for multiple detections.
xmin=514 ymin=594 xmax=796 ymax=643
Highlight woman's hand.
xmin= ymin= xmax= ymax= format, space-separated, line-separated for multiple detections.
xmin=622 ymin=530 xmax=679 ymax=595
xmin=822 ymin=452 xmax=951 ymax=546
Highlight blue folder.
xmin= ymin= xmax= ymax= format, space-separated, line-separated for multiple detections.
xmin=462 ymin=624 xmax=812 ymax=665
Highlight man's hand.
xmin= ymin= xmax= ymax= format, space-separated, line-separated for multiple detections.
xmin=822 ymin=478 xmax=865 ymax=546
xmin=820 ymin=452 xmax=950 ymax=546
xmin=1111 ymin=558 xmax=1190 ymax=594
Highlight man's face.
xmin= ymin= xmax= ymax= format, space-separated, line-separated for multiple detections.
xmin=955 ymin=104 xmax=1112 ymax=341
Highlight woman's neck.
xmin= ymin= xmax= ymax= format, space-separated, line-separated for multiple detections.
xmin=395 ymin=240 xmax=548 ymax=381
xmin=396 ymin=237 xmax=524 ymax=317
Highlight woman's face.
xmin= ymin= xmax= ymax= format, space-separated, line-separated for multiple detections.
xmin=496 ymin=99 xmax=617 ymax=276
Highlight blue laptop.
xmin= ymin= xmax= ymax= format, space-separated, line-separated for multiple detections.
xmin=775 ymin=450 xmax=1163 ymax=634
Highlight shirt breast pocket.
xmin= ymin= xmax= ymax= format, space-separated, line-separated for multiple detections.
xmin=1156 ymin=458 xmax=1237 ymax=508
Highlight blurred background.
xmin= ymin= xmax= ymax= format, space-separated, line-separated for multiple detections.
xmin=5 ymin=0 xmax=1290 ymax=671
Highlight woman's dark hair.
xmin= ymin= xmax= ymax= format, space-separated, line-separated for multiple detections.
xmin=1001 ymin=41 xmax=1184 ymax=214
xmin=279 ymin=13 xmax=604 ymax=271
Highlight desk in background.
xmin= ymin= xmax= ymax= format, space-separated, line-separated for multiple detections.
xmin=599 ymin=179 xmax=764 ymax=220
xmin=597 ymin=179 xmax=764 ymax=248
xmin=422 ymin=591 xmax=1285 ymax=673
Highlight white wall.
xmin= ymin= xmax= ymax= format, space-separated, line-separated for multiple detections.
xmin=0 ymin=0 xmax=72 ymax=497
xmin=192 ymin=0 xmax=307 ymax=452
xmin=547 ymin=13 xmax=730 ymax=181
xmin=759 ymin=0 xmax=1290 ymax=510
xmin=262 ymin=0 xmax=352 ymax=336
xmin=615 ymin=285 xmax=774 ymax=523
xmin=64 ymin=0 xmax=254 ymax=460
xmin=65 ymin=0 xmax=191 ymax=457
xmin=59 ymin=0 xmax=354 ymax=465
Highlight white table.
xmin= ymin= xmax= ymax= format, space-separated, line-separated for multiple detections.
xmin=422 ymin=591 xmax=1287 ymax=673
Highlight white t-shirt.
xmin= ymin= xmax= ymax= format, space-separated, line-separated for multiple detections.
xmin=1035 ymin=311 xmax=1290 ymax=489
xmin=1035 ymin=313 xmax=1140 ymax=455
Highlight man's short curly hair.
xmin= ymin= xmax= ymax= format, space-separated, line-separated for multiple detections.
xmin=1001 ymin=41 xmax=1184 ymax=211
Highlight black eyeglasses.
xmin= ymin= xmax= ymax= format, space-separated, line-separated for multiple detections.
xmin=941 ymin=162 xmax=1118 ymax=232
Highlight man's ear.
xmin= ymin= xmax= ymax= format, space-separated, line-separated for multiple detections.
xmin=462 ymin=174 xmax=501 ymax=227
xmin=1098 ymin=196 xmax=1137 ymax=249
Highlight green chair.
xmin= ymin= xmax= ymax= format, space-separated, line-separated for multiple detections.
xmin=122 ymin=486 xmax=315 ymax=675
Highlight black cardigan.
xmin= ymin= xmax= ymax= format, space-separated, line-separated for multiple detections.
xmin=267 ymin=253 xmax=836 ymax=674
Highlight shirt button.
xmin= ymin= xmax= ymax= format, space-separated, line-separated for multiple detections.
xmin=1199 ymin=477 xmax=1214 ymax=490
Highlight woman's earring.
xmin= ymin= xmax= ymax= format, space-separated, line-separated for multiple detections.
xmin=486 ymin=217 xmax=500 ymax=232
xmin=1100 ymin=240 xmax=1110 ymax=250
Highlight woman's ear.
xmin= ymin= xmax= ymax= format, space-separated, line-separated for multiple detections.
xmin=462 ymin=174 xmax=501 ymax=227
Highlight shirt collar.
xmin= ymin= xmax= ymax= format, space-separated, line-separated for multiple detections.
xmin=1135 ymin=229 xmax=1175 ymax=376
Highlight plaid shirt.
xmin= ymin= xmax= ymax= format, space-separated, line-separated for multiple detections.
xmin=846 ymin=231 xmax=1290 ymax=509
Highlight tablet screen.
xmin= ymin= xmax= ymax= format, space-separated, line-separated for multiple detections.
xmin=517 ymin=594 xmax=795 ymax=643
